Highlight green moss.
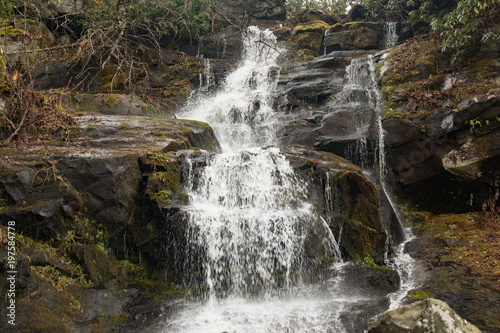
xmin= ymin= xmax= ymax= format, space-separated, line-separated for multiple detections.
xmin=93 ymin=312 xmax=130 ymax=332
xmin=140 ymin=103 xmax=156 ymax=114
xmin=162 ymin=78 xmax=192 ymax=109
xmin=153 ymin=166 xmax=181 ymax=192
xmin=290 ymin=32 xmax=324 ymax=54
xmin=0 ymin=25 xmax=21 ymax=38
xmin=73 ymin=244 xmax=144 ymax=289
xmin=408 ymin=289 xmax=429 ymax=299
xmin=343 ymin=218 xmax=378 ymax=261
xmin=19 ymin=277 xmax=84 ymax=332
xmin=285 ymin=49 xmax=316 ymax=63
xmin=145 ymin=153 xmax=182 ymax=206
xmin=98 ymin=67 xmax=127 ymax=92
xmin=30 ymin=304 xmax=76 ymax=333
xmin=382 ymin=39 xmax=443 ymax=87
xmin=382 ymin=108 xmax=405 ymax=119
xmin=103 ymin=94 xmax=117 ymax=107
xmin=294 ymin=20 xmax=330 ymax=34
xmin=379 ymin=37 xmax=461 ymax=119
xmin=135 ymin=279 xmax=187 ymax=303
xmin=362 ymin=255 xmax=390 ymax=270
xmin=152 ymin=189 xmax=172 ymax=205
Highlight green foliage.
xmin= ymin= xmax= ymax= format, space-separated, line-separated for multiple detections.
xmin=0 ymin=0 xmax=15 ymax=18
xmin=469 ymin=117 xmax=482 ymax=134
xmin=286 ymin=0 xmax=350 ymax=15
xmin=414 ymin=0 xmax=500 ymax=63
xmin=82 ymin=0 xmax=215 ymax=39
xmin=77 ymin=0 xmax=216 ymax=91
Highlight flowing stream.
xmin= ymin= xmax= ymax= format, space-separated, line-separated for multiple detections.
xmin=158 ymin=27 xmax=417 ymax=333
xmin=335 ymin=52 xmax=419 ymax=309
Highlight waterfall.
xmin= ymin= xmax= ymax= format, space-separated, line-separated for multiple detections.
xmin=183 ymin=26 xmax=280 ymax=151
xmin=367 ymin=55 xmax=418 ymax=309
xmin=158 ymin=27 xmax=415 ymax=333
xmin=199 ymin=58 xmax=214 ymax=91
xmin=331 ymin=57 xmax=376 ymax=167
xmin=383 ymin=22 xmax=398 ymax=49
xmin=181 ymin=24 xmax=341 ymax=296
xmin=184 ymin=147 xmax=321 ymax=298
xmin=332 ymin=54 xmax=418 ymax=310
xmin=323 ymin=29 xmax=329 ymax=55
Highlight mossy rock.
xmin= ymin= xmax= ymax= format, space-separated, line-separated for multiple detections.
xmin=297 ymin=9 xmax=340 ymax=25
xmin=325 ymin=22 xmax=380 ymax=51
xmin=294 ymin=20 xmax=330 ymax=34
xmin=98 ymin=67 xmax=127 ymax=92
xmin=145 ymin=162 xmax=182 ymax=207
xmin=16 ymin=279 xmax=84 ymax=332
xmin=290 ymin=31 xmax=324 ymax=55
xmin=299 ymin=8 xmax=324 ymax=23
xmin=0 ymin=18 xmax=56 ymax=48
xmin=408 ymin=289 xmax=429 ymax=299
xmin=72 ymin=244 xmax=143 ymax=290
xmin=134 ymin=279 xmax=187 ymax=303
xmin=91 ymin=312 xmax=130 ymax=333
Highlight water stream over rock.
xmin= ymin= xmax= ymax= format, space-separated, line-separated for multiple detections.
xmin=157 ymin=27 xmax=417 ymax=333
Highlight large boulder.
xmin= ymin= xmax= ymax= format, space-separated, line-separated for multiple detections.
xmin=368 ymin=298 xmax=482 ymax=333
xmin=383 ymin=92 xmax=500 ymax=212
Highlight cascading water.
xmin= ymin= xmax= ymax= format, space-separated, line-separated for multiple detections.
xmin=157 ymin=27 xmax=416 ymax=333
xmin=160 ymin=27 xmax=347 ymax=333
xmin=323 ymin=29 xmax=330 ymax=55
xmin=331 ymin=57 xmax=375 ymax=167
xmin=199 ymin=58 xmax=214 ymax=91
xmin=183 ymin=27 xmax=280 ymax=151
xmin=184 ymin=147 xmax=319 ymax=298
xmin=336 ymin=53 xmax=419 ymax=310
xmin=383 ymin=22 xmax=398 ymax=49
xmin=366 ymin=56 xmax=419 ymax=309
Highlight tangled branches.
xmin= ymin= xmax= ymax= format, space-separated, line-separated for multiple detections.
xmin=76 ymin=0 xmax=215 ymax=91
xmin=1 ymin=71 xmax=76 ymax=146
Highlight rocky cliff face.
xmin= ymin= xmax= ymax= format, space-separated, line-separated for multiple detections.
xmin=271 ymin=17 xmax=500 ymax=216
xmin=1 ymin=1 xmax=499 ymax=332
